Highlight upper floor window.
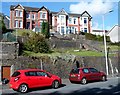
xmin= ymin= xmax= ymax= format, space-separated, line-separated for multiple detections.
xmin=84 ymin=18 xmax=87 ymax=24
xmin=15 ymin=10 xmax=19 ymax=17
xmin=36 ymin=14 xmax=38 ymax=19
xmin=69 ymin=18 xmax=72 ymax=24
xmin=26 ymin=13 xmax=30 ymax=19
xmin=32 ymin=14 xmax=35 ymax=19
xmin=19 ymin=11 xmax=23 ymax=17
xmin=61 ymin=16 xmax=64 ymax=21
xmin=74 ymin=18 xmax=76 ymax=24
xmin=40 ymin=12 xmax=47 ymax=19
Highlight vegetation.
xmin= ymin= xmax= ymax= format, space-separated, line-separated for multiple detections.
xmin=41 ymin=21 xmax=50 ymax=39
xmin=84 ymin=33 xmax=110 ymax=42
xmin=23 ymin=33 xmax=50 ymax=53
xmin=0 ymin=16 xmax=7 ymax=33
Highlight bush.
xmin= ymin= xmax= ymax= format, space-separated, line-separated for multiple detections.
xmin=24 ymin=33 xmax=50 ymax=53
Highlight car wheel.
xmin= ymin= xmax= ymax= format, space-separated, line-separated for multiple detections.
xmin=52 ymin=80 xmax=59 ymax=89
xmin=102 ymin=76 xmax=106 ymax=81
xmin=18 ymin=84 xmax=28 ymax=93
xmin=81 ymin=78 xmax=87 ymax=85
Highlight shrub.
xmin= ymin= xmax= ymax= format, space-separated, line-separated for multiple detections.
xmin=24 ymin=33 xmax=50 ymax=53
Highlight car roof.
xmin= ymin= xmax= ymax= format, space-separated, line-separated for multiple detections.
xmin=72 ymin=67 xmax=95 ymax=70
xmin=16 ymin=69 xmax=46 ymax=72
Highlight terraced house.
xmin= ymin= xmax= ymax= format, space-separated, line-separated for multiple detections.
xmin=10 ymin=4 xmax=92 ymax=35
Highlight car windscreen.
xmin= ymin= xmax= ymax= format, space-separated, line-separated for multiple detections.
xmin=12 ymin=71 xmax=21 ymax=77
xmin=70 ymin=69 xmax=79 ymax=74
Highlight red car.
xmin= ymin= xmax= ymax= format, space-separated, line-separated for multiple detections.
xmin=69 ymin=67 xmax=107 ymax=84
xmin=9 ymin=69 xmax=62 ymax=93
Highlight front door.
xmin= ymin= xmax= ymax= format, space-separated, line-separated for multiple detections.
xmin=2 ymin=66 xmax=11 ymax=81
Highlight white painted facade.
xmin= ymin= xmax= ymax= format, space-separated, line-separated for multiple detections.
xmin=51 ymin=9 xmax=92 ymax=35
xmin=107 ymin=25 xmax=120 ymax=43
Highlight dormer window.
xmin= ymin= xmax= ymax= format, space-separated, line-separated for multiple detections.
xmin=19 ymin=11 xmax=23 ymax=17
xmin=15 ymin=10 xmax=19 ymax=17
xmin=40 ymin=12 xmax=47 ymax=19
xmin=84 ymin=18 xmax=87 ymax=24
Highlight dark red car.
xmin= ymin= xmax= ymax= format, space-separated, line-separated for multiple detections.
xmin=69 ymin=67 xmax=107 ymax=84
xmin=9 ymin=69 xmax=62 ymax=93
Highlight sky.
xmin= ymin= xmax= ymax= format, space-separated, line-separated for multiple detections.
xmin=0 ymin=0 xmax=119 ymax=31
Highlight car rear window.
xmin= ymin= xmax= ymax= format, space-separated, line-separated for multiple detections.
xmin=12 ymin=71 xmax=21 ymax=77
xmin=70 ymin=69 xmax=79 ymax=74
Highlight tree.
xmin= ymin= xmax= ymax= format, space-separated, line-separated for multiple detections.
xmin=41 ymin=21 xmax=50 ymax=39
xmin=0 ymin=16 xmax=6 ymax=34
xmin=24 ymin=33 xmax=50 ymax=53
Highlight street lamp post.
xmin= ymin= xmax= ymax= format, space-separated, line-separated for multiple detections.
xmin=102 ymin=10 xmax=113 ymax=76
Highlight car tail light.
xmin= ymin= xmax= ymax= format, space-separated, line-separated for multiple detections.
xmin=14 ymin=77 xmax=20 ymax=82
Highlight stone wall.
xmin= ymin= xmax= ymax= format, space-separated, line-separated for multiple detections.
xmin=1 ymin=56 xmax=119 ymax=78
xmin=0 ymin=42 xmax=19 ymax=59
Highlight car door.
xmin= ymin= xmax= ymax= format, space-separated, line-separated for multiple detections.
xmin=82 ymin=68 xmax=92 ymax=81
xmin=25 ymin=71 xmax=39 ymax=88
xmin=89 ymin=68 xmax=101 ymax=80
xmin=36 ymin=71 xmax=52 ymax=87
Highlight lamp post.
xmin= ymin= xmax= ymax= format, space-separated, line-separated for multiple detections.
xmin=102 ymin=10 xmax=113 ymax=76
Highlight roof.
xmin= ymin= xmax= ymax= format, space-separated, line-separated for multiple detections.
xmin=92 ymin=30 xmax=108 ymax=33
xmin=10 ymin=4 xmax=92 ymax=18
xmin=107 ymin=25 xmax=120 ymax=35
xmin=10 ymin=5 xmax=41 ymax=12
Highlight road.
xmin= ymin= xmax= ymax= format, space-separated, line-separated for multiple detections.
xmin=1 ymin=77 xmax=120 ymax=95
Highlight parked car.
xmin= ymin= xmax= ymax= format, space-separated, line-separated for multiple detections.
xmin=9 ymin=69 xmax=62 ymax=93
xmin=69 ymin=67 xmax=107 ymax=84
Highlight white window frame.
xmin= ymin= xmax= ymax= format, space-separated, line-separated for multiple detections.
xmin=19 ymin=11 xmax=23 ymax=17
xmin=19 ymin=20 xmax=23 ymax=28
xmin=15 ymin=20 xmax=18 ymax=28
xmin=15 ymin=10 xmax=19 ymax=17
xmin=40 ymin=12 xmax=47 ymax=19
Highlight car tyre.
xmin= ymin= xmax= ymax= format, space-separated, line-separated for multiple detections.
xmin=52 ymin=80 xmax=59 ymax=89
xmin=18 ymin=84 xmax=28 ymax=93
xmin=81 ymin=78 xmax=87 ymax=85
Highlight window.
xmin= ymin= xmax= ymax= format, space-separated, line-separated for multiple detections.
xmin=70 ymin=69 xmax=79 ymax=74
xmin=26 ymin=22 xmax=30 ymax=29
xmin=15 ymin=20 xmax=18 ymax=28
xmin=40 ymin=12 xmax=47 ymax=19
xmin=61 ymin=26 xmax=64 ymax=35
xmin=25 ymin=71 xmax=36 ymax=76
xmin=61 ymin=16 xmax=64 ymax=21
xmin=69 ymin=18 xmax=72 ymax=24
xmin=74 ymin=18 xmax=76 ymax=24
xmin=12 ymin=71 xmax=21 ymax=77
xmin=19 ymin=11 xmax=23 ymax=17
xmin=89 ymin=68 xmax=99 ymax=73
xmin=32 ymin=14 xmax=35 ymax=19
xmin=26 ymin=13 xmax=30 ymax=19
xmin=15 ymin=10 xmax=19 ymax=17
xmin=19 ymin=20 xmax=23 ymax=28
xmin=36 ymin=71 xmax=47 ymax=77
xmin=36 ymin=14 xmax=38 ymax=19
xmin=82 ymin=68 xmax=89 ymax=73
xmin=84 ymin=18 xmax=87 ymax=24
xmin=84 ymin=28 xmax=87 ymax=33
